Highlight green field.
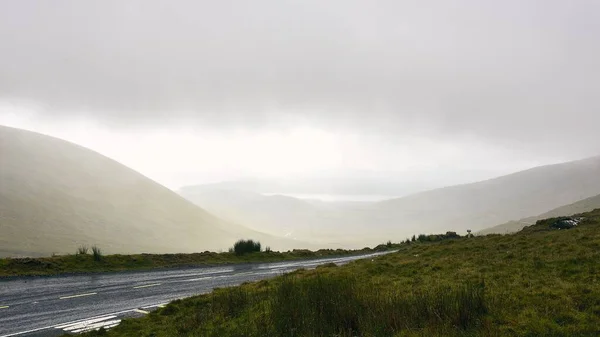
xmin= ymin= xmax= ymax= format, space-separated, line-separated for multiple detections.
xmin=77 ymin=209 xmax=600 ymax=336
xmin=0 ymin=247 xmax=387 ymax=278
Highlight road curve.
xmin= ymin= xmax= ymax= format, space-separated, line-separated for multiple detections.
xmin=0 ymin=252 xmax=388 ymax=336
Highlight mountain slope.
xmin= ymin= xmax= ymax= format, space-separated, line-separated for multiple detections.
xmin=0 ymin=126 xmax=291 ymax=257
xmin=180 ymin=157 xmax=600 ymax=246
xmin=178 ymin=187 xmax=374 ymax=247
xmin=478 ymin=193 xmax=600 ymax=235
xmin=371 ymin=156 xmax=600 ymax=234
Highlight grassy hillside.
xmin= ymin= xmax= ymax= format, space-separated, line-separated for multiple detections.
xmin=80 ymin=209 xmax=600 ymax=337
xmin=479 ymin=194 xmax=600 ymax=235
xmin=0 ymin=126 xmax=298 ymax=257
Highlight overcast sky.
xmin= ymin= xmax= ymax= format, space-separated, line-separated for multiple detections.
xmin=1 ymin=0 xmax=599 ymax=190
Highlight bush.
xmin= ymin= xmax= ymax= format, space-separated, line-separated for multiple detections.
xmin=91 ymin=245 xmax=102 ymax=261
xmin=231 ymin=239 xmax=261 ymax=255
xmin=374 ymin=244 xmax=388 ymax=251
xmin=76 ymin=245 xmax=89 ymax=255
xmin=418 ymin=234 xmax=429 ymax=242
xmin=445 ymin=231 xmax=460 ymax=238
xmin=417 ymin=232 xmax=462 ymax=242
xmin=291 ymin=249 xmax=313 ymax=256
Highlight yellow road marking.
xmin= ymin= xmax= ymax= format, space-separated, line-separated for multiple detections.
xmin=59 ymin=292 xmax=97 ymax=300
xmin=133 ymin=283 xmax=161 ymax=289
xmin=0 ymin=305 xmax=9 ymax=309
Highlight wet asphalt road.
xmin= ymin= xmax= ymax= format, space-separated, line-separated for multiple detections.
xmin=0 ymin=252 xmax=387 ymax=336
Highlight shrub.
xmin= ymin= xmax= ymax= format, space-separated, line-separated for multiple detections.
xmin=417 ymin=232 xmax=462 ymax=242
xmin=91 ymin=245 xmax=102 ymax=261
xmin=445 ymin=231 xmax=460 ymax=238
xmin=291 ymin=249 xmax=312 ymax=256
xmin=374 ymin=244 xmax=388 ymax=251
xmin=231 ymin=239 xmax=261 ymax=255
xmin=76 ymin=245 xmax=89 ymax=255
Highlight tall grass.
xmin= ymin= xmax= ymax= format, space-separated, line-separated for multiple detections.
xmin=91 ymin=245 xmax=102 ymax=261
xmin=152 ymin=272 xmax=487 ymax=337
xmin=270 ymin=273 xmax=486 ymax=336
xmin=76 ymin=245 xmax=89 ymax=255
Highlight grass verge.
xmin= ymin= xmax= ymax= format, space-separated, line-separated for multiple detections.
xmin=0 ymin=247 xmax=388 ymax=278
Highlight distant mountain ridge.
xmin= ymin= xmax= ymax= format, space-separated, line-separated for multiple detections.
xmin=193 ymin=176 xmax=442 ymax=198
xmin=0 ymin=126 xmax=298 ymax=257
xmin=181 ymin=156 xmax=600 ymax=245
xmin=178 ymin=187 xmax=373 ymax=247
xmin=370 ymin=155 xmax=600 ymax=234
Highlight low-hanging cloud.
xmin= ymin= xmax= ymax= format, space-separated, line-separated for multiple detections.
xmin=1 ymin=0 xmax=599 ymax=159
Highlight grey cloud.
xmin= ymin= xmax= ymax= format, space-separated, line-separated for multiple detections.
xmin=1 ymin=0 xmax=599 ymax=157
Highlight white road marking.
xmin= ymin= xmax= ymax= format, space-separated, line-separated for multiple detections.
xmin=67 ymin=319 xmax=121 ymax=333
xmin=234 ymin=272 xmax=254 ymax=277
xmin=133 ymin=283 xmax=161 ymax=289
xmin=142 ymin=302 xmax=169 ymax=309
xmin=59 ymin=292 xmax=97 ymax=300
xmin=172 ymin=269 xmax=234 ymax=278
xmin=54 ymin=316 xmax=117 ymax=329
xmin=1 ymin=307 xmax=156 ymax=337
xmin=0 ymin=306 xmax=8 ymax=309
xmin=133 ymin=309 xmax=149 ymax=314
xmin=52 ymin=310 xmax=132 ymax=329
xmin=183 ymin=276 xmax=214 ymax=282
xmin=140 ymin=268 xmax=234 ymax=282
xmin=102 ymin=322 xmax=120 ymax=330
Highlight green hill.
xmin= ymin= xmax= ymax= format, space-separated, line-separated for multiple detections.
xmin=479 ymin=193 xmax=600 ymax=235
xmin=79 ymin=209 xmax=600 ymax=336
xmin=0 ymin=126 xmax=295 ymax=257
